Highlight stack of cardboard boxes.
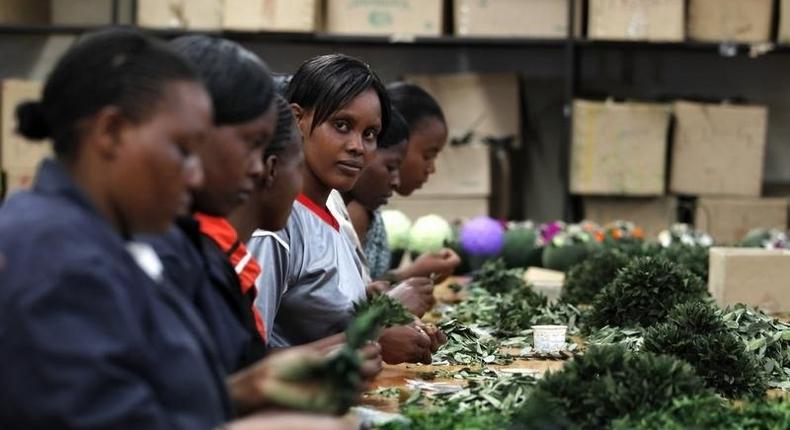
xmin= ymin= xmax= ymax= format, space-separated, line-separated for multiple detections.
xmin=385 ymin=73 xmax=521 ymax=222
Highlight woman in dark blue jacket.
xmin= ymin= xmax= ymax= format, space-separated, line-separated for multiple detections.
xmin=0 ymin=29 xmax=353 ymax=430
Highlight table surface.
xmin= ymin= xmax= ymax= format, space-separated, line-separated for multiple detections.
xmin=364 ymin=278 xmax=790 ymax=413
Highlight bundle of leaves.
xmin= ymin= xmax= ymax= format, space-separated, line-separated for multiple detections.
xmin=642 ymin=301 xmax=768 ymax=398
xmin=432 ymin=319 xmax=511 ymax=365
xmin=723 ymin=304 xmax=790 ymax=389
xmin=377 ymin=405 xmax=510 ymax=430
xmin=585 ymin=325 xmax=644 ymax=351
xmin=496 ymin=291 xmax=581 ymax=338
xmin=586 ymin=256 xmax=708 ymax=330
xmin=560 ymin=248 xmax=630 ymax=305
xmin=656 ymin=243 xmax=710 ymax=281
xmin=315 ymin=295 xmax=413 ymax=414
xmin=611 ymin=395 xmax=790 ymax=430
xmin=470 ymin=258 xmax=526 ymax=295
xmin=512 ymin=345 xmax=711 ymax=429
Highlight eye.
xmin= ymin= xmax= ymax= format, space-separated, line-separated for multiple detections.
xmin=333 ymin=120 xmax=350 ymax=133
xmin=363 ymin=128 xmax=379 ymax=141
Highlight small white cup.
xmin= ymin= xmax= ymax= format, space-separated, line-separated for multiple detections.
xmin=532 ymin=325 xmax=568 ymax=353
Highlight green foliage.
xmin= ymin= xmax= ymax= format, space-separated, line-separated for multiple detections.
xmin=514 ymin=345 xmax=711 ymax=430
xmin=611 ymin=396 xmax=790 ymax=430
xmin=656 ymin=244 xmax=710 ymax=282
xmin=542 ymin=243 xmax=590 ymax=272
xmin=586 ymin=256 xmax=708 ymax=330
xmin=642 ymin=302 xmax=768 ymax=398
xmin=350 ymin=294 xmax=414 ymax=348
xmin=561 ymin=249 xmax=630 ymax=305
xmin=378 ymin=405 xmax=510 ymax=430
xmin=377 ymin=370 xmax=536 ymax=430
xmin=501 ymin=226 xmax=541 ymax=269
xmin=723 ymin=304 xmax=790 ymax=389
xmin=432 ymin=320 xmax=511 ymax=365
xmin=315 ymin=295 xmax=413 ymax=414
xmin=585 ymin=326 xmax=644 ymax=351
xmin=470 ymin=258 xmax=526 ymax=295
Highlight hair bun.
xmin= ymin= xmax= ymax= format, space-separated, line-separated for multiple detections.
xmin=16 ymin=101 xmax=51 ymax=140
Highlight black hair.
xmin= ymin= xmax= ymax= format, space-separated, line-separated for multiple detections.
xmin=273 ymin=74 xmax=291 ymax=96
xmin=286 ymin=54 xmax=390 ymax=135
xmin=386 ymin=82 xmax=446 ymax=130
xmin=265 ymin=95 xmax=297 ymax=157
xmin=377 ymin=107 xmax=409 ymax=150
xmin=16 ymin=28 xmax=200 ymax=158
xmin=170 ymin=35 xmax=275 ymax=125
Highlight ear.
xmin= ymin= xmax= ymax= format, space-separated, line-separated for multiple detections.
xmin=262 ymin=154 xmax=279 ymax=189
xmin=86 ymin=106 xmax=127 ymax=160
xmin=290 ymin=103 xmax=310 ymax=136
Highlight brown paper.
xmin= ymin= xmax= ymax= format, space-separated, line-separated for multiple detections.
xmin=385 ymin=195 xmax=489 ymax=222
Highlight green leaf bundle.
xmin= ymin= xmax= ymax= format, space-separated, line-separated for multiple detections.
xmin=471 ymin=258 xmax=526 ymax=295
xmin=611 ymin=396 xmax=790 ymax=430
xmin=315 ymin=295 xmax=413 ymax=414
xmin=723 ymin=304 xmax=790 ymax=389
xmin=561 ymin=248 xmax=630 ymax=305
xmin=586 ymin=256 xmax=708 ymax=330
xmin=642 ymin=302 xmax=768 ymax=398
xmin=513 ymin=345 xmax=711 ymax=430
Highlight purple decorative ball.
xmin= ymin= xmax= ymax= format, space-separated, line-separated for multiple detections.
xmin=460 ymin=216 xmax=506 ymax=256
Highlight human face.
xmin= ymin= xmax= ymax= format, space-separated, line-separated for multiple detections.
xmin=296 ymin=89 xmax=382 ymax=194
xmin=350 ymin=141 xmax=407 ymax=211
xmin=396 ymin=116 xmax=447 ymax=196
xmin=255 ymin=125 xmax=305 ymax=231
xmin=192 ymin=100 xmax=277 ymax=216
xmin=111 ymin=80 xmax=212 ymax=233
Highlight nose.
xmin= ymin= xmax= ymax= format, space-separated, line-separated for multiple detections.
xmin=390 ymin=170 xmax=401 ymax=190
xmin=248 ymin=147 xmax=265 ymax=179
xmin=183 ymin=154 xmax=204 ymax=191
xmin=347 ymin=133 xmax=366 ymax=156
xmin=426 ymin=159 xmax=437 ymax=175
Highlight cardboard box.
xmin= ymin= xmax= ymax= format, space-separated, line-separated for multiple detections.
xmin=223 ymin=0 xmax=318 ymax=32
xmin=583 ymin=196 xmax=678 ymax=238
xmin=709 ymin=248 xmax=790 ymax=314
xmin=688 ymin=0 xmax=773 ymax=43
xmin=416 ymin=144 xmax=491 ymax=196
xmin=405 ymin=73 xmax=520 ymax=148
xmin=780 ymin=0 xmax=790 ymax=43
xmin=137 ymin=0 xmax=222 ymax=30
xmin=325 ymin=0 xmax=442 ymax=36
xmin=695 ymin=197 xmax=788 ymax=244
xmin=670 ymin=101 xmax=768 ymax=197
xmin=571 ymin=100 xmax=670 ymax=196
xmin=588 ymin=0 xmax=685 ymax=42
xmin=385 ymin=195 xmax=489 ymax=222
xmin=454 ymin=0 xmax=581 ymax=38
xmin=0 ymin=0 xmax=49 ymax=24
xmin=1 ymin=80 xmax=52 ymax=171
xmin=51 ymin=0 xmax=110 ymax=25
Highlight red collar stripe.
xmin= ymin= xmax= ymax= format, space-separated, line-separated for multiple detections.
xmin=296 ymin=194 xmax=339 ymax=231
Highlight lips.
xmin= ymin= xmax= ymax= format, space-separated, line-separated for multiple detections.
xmin=236 ymin=187 xmax=253 ymax=202
xmin=336 ymin=160 xmax=364 ymax=176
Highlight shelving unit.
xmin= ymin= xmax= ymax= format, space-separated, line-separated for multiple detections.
xmin=1 ymin=0 xmax=788 ymax=222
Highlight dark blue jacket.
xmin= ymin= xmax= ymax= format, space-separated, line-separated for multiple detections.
xmin=142 ymin=218 xmax=266 ymax=374
xmin=0 ymin=160 xmax=232 ymax=429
